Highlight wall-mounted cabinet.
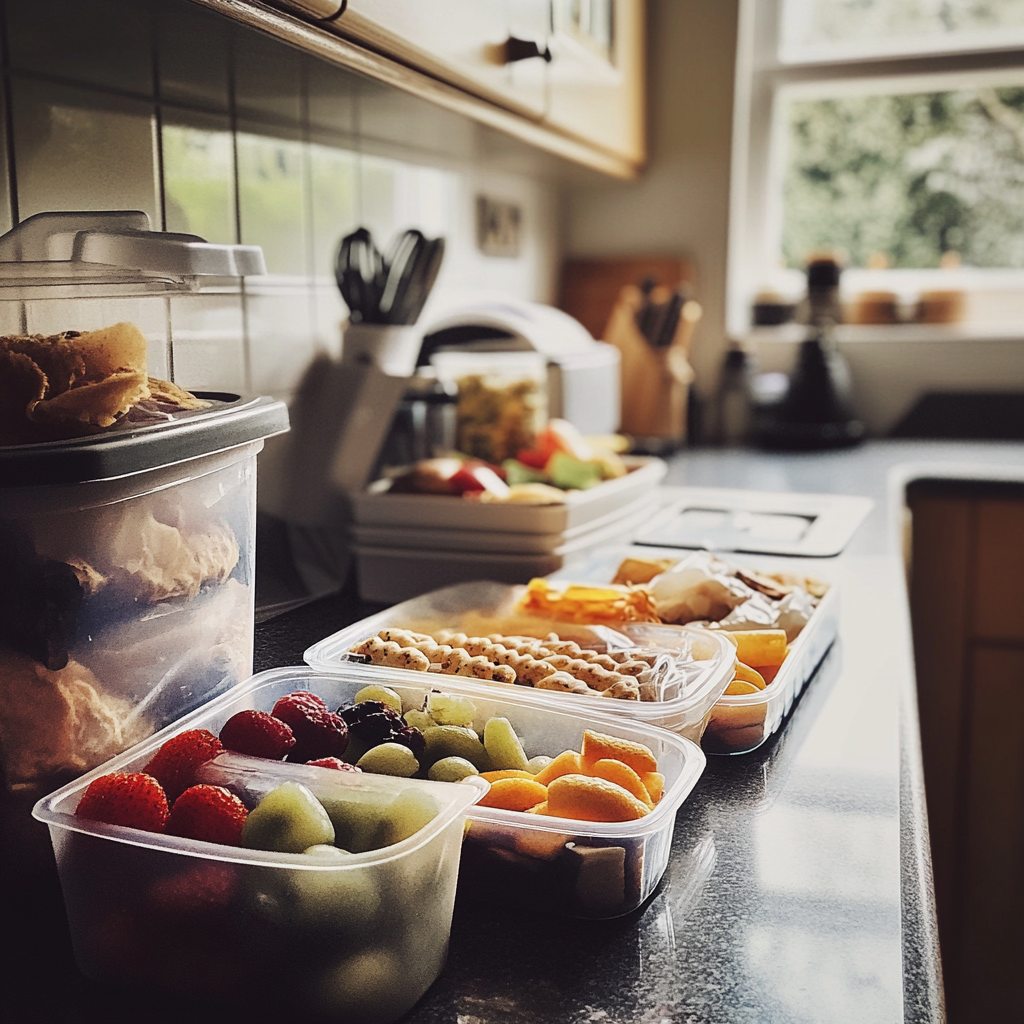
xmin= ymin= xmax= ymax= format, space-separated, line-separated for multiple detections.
xmin=209 ymin=0 xmax=645 ymax=177
xmin=338 ymin=1 xmax=546 ymax=119
xmin=546 ymin=0 xmax=645 ymax=167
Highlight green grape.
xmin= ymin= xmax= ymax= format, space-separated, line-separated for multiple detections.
xmin=353 ymin=684 xmax=404 ymax=713
xmin=422 ymin=725 xmax=490 ymax=769
xmin=483 ymin=717 xmax=529 ymax=771
xmin=526 ymin=754 xmax=554 ymax=775
xmin=357 ymin=741 xmax=420 ymax=777
xmin=242 ymin=782 xmax=335 ymax=854
xmin=382 ymin=789 xmax=440 ymax=846
xmin=427 ymin=756 xmax=479 ymax=783
xmin=320 ymin=793 xmax=393 ymax=853
xmin=404 ymin=709 xmax=435 ymax=733
xmin=291 ymin=847 xmax=381 ymax=927
xmin=425 ymin=692 xmax=477 ymax=727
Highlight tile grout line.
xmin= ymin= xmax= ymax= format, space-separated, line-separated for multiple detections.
xmin=0 ymin=0 xmax=20 ymax=236
xmin=227 ymin=22 xmax=252 ymax=396
xmin=150 ymin=0 xmax=174 ymax=382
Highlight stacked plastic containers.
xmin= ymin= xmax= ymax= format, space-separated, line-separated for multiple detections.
xmin=303 ymin=582 xmax=733 ymax=914
xmin=350 ymin=456 xmax=668 ymax=603
xmin=0 ymin=211 xmax=288 ymax=795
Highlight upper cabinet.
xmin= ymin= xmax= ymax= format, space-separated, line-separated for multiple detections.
xmin=338 ymin=1 xmax=548 ymax=119
xmin=219 ymin=0 xmax=647 ymax=177
xmin=545 ymin=0 xmax=645 ymax=167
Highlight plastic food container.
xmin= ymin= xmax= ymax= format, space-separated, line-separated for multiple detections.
xmin=351 ymin=454 xmax=667 ymax=534
xmin=548 ymin=545 xmax=840 ymax=755
xmin=0 ymin=211 xmax=288 ymax=793
xmin=33 ymin=667 xmax=486 ymax=1022
xmin=109 ymin=665 xmax=702 ymax=919
xmin=351 ymin=495 xmax=658 ymax=604
xmin=304 ymin=581 xmax=736 ymax=742
xmin=702 ymin=583 xmax=839 ymax=754
xmin=431 ymin=349 xmax=548 ymax=464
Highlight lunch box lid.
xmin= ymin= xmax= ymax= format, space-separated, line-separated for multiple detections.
xmin=0 ymin=394 xmax=289 ymax=486
xmin=0 ymin=210 xmax=266 ymax=288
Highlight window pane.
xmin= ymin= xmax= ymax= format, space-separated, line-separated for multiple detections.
xmin=782 ymin=84 xmax=1024 ymax=269
xmin=781 ymin=0 xmax=1024 ymax=62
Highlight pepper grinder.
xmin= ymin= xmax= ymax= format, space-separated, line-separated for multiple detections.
xmin=761 ymin=256 xmax=864 ymax=449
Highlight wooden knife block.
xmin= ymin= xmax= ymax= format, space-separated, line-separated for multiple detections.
xmin=605 ymin=285 xmax=700 ymax=441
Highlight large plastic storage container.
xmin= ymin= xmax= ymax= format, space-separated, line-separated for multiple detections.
xmin=0 ymin=211 xmax=288 ymax=792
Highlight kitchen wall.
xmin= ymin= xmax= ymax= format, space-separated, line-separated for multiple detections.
xmin=562 ymin=0 xmax=740 ymax=415
xmin=0 ymin=0 xmax=561 ymax=403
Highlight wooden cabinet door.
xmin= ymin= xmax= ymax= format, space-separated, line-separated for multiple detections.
xmin=545 ymin=0 xmax=645 ymax=164
xmin=909 ymin=483 xmax=1024 ymax=1023
xmin=341 ymin=1 xmax=547 ymax=118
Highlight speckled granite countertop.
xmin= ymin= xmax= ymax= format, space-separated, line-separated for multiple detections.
xmin=9 ymin=440 xmax=1020 ymax=1022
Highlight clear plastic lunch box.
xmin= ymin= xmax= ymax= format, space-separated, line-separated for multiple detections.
xmin=33 ymin=667 xmax=487 ymax=1022
xmin=303 ymin=580 xmax=737 ymax=742
xmin=548 ymin=545 xmax=841 ymax=755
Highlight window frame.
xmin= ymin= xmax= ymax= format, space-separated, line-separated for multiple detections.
xmin=727 ymin=0 xmax=1024 ymax=337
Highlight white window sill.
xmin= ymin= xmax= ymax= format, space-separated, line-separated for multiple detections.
xmin=745 ymin=322 xmax=1024 ymax=345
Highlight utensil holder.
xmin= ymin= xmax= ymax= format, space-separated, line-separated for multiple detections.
xmin=342 ymin=321 xmax=423 ymax=377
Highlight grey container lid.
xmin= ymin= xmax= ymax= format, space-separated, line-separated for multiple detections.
xmin=0 ymin=394 xmax=290 ymax=486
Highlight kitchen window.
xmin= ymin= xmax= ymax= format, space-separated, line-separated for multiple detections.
xmin=729 ymin=0 xmax=1024 ymax=335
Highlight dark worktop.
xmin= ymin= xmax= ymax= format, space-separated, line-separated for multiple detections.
xmin=9 ymin=440 xmax=1021 ymax=1022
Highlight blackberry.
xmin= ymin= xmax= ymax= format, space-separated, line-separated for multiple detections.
xmin=337 ymin=700 xmax=406 ymax=746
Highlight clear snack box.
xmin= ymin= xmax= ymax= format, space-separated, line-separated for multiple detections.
xmin=0 ymin=211 xmax=288 ymax=793
xmin=548 ymin=546 xmax=840 ymax=755
xmin=303 ymin=580 xmax=737 ymax=742
xmin=33 ymin=667 xmax=487 ymax=1023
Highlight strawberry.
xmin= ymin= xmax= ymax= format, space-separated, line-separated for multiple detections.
xmin=272 ymin=691 xmax=348 ymax=763
xmin=76 ymin=772 xmax=170 ymax=833
xmin=144 ymin=729 xmax=224 ymax=802
xmin=166 ymin=785 xmax=248 ymax=846
xmin=305 ymin=757 xmax=362 ymax=772
xmin=220 ymin=710 xmax=295 ymax=759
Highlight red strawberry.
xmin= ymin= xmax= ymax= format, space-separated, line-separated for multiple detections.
xmin=144 ymin=729 xmax=224 ymax=802
xmin=272 ymin=691 xmax=349 ymax=763
xmin=166 ymin=785 xmax=248 ymax=846
xmin=77 ymin=773 xmax=170 ymax=833
xmin=305 ymin=757 xmax=362 ymax=772
xmin=220 ymin=710 xmax=295 ymax=759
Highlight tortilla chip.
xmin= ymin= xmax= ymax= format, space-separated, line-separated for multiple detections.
xmin=29 ymin=369 xmax=149 ymax=428
xmin=146 ymin=376 xmax=210 ymax=410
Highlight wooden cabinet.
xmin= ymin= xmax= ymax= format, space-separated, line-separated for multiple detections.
xmin=908 ymin=482 xmax=1024 ymax=1024
xmin=546 ymin=0 xmax=645 ymax=166
xmin=264 ymin=0 xmax=646 ymax=175
xmin=339 ymin=1 xmax=547 ymax=118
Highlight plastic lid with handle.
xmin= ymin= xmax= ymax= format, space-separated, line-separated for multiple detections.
xmin=0 ymin=211 xmax=266 ymax=288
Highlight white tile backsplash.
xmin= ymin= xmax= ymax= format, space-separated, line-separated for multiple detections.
xmin=10 ymin=78 xmax=161 ymax=223
xmin=308 ymin=140 xmax=358 ymax=280
xmin=162 ymin=109 xmax=237 ymax=243
xmin=236 ymin=126 xmax=311 ymax=277
xmin=169 ymin=289 xmax=247 ymax=394
xmin=6 ymin=0 xmax=155 ymax=98
xmin=244 ymin=281 xmax=317 ymax=399
xmin=157 ymin=0 xmax=232 ymax=112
